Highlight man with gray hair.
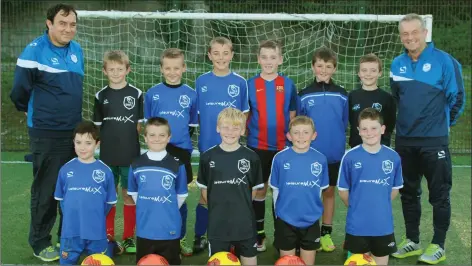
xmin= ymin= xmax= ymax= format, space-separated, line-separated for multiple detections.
xmin=389 ymin=13 xmax=465 ymax=264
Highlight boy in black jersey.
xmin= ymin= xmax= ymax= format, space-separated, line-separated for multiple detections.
xmin=93 ymin=50 xmax=144 ymax=253
xmin=196 ymin=107 xmax=264 ymax=266
xmin=348 ymin=53 xmax=396 ymax=147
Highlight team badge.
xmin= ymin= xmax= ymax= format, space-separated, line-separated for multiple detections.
xmin=238 ymin=159 xmax=250 ymax=174
xmin=61 ymin=251 xmax=68 ymax=259
xmin=92 ymin=169 xmax=106 ymax=183
xmin=70 ymin=54 xmax=78 ymax=63
xmin=123 ymin=96 xmax=135 ymax=110
xmin=179 ymin=95 xmax=191 ymax=108
xmin=311 ymin=162 xmax=322 ymax=177
xmin=422 ymin=63 xmax=431 ymax=72
xmin=372 ymin=102 xmax=382 ymax=112
xmin=276 ymin=85 xmax=284 ymax=92
xmin=228 ymin=84 xmax=240 ymax=97
xmin=382 ymin=160 xmax=393 ymax=174
xmin=162 ymin=175 xmax=173 ymax=190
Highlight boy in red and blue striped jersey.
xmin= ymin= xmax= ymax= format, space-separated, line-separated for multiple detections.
xmin=246 ymin=40 xmax=297 ymax=251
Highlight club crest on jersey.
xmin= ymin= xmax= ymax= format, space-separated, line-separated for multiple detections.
xmin=179 ymin=95 xmax=191 ymax=108
xmin=123 ymin=96 xmax=135 ymax=110
xmin=70 ymin=54 xmax=78 ymax=63
xmin=92 ymin=170 xmax=106 ymax=183
xmin=162 ymin=175 xmax=173 ymax=190
xmin=311 ymin=162 xmax=322 ymax=177
xmin=372 ymin=103 xmax=382 ymax=111
xmin=422 ymin=63 xmax=431 ymax=72
xmin=238 ymin=159 xmax=250 ymax=174
xmin=228 ymin=84 xmax=240 ymax=97
xmin=382 ymin=160 xmax=393 ymax=174
xmin=201 ymin=86 xmax=208 ymax=92
xmin=276 ymin=85 xmax=284 ymax=92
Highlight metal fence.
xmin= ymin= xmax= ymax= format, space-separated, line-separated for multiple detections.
xmin=1 ymin=0 xmax=470 ymax=153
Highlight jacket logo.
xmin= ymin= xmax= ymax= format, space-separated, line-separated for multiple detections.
xmin=123 ymin=96 xmax=135 ymax=110
xmin=422 ymin=63 xmax=431 ymax=72
xmin=51 ymin=58 xmax=59 ymax=65
xmin=70 ymin=54 xmax=78 ymax=63
xmin=400 ymin=66 xmax=406 ymax=73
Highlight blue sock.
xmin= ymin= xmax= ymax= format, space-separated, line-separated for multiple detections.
xmin=180 ymin=202 xmax=188 ymax=239
xmin=194 ymin=204 xmax=208 ymax=237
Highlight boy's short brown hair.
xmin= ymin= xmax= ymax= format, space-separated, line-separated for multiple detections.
xmin=208 ymin=37 xmax=233 ymax=53
xmin=73 ymin=121 xmax=100 ymax=142
xmin=160 ymin=48 xmax=185 ymax=66
xmin=358 ymin=107 xmax=384 ymax=125
xmin=217 ymin=107 xmax=247 ymax=127
xmin=359 ymin=53 xmax=383 ymax=72
xmin=312 ymin=47 xmax=337 ymax=67
xmin=288 ymin=116 xmax=316 ymax=132
xmin=103 ymin=50 xmax=130 ymax=69
xmin=144 ymin=117 xmax=171 ymax=136
xmin=258 ymin=39 xmax=282 ymax=55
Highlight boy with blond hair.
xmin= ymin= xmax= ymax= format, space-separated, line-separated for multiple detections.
xmin=197 ymin=107 xmax=263 ymax=266
xmin=348 ymin=53 xmax=396 ymax=148
xmin=193 ymin=37 xmax=250 ymax=253
xmin=144 ymin=48 xmax=198 ymax=256
xmin=338 ymin=108 xmax=403 ymax=265
xmin=93 ymin=50 xmax=144 ymax=253
xmin=297 ymin=47 xmax=348 ymax=252
xmin=270 ymin=116 xmax=329 ymax=265
xmin=246 ymin=39 xmax=297 ymax=251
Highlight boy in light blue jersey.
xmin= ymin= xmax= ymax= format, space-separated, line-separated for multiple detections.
xmin=338 ymin=108 xmax=403 ymax=265
xmin=144 ymin=48 xmax=197 ymax=256
xmin=193 ymin=37 xmax=249 ymax=254
xmin=128 ymin=117 xmax=188 ymax=265
xmin=54 ymin=121 xmax=117 ymax=265
xmin=270 ymin=116 xmax=329 ymax=265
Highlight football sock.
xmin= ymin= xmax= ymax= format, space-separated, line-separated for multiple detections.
xmin=180 ymin=202 xmax=188 ymax=239
xmin=195 ymin=204 xmax=208 ymax=238
xmin=106 ymin=205 xmax=116 ymax=238
xmin=123 ymin=204 xmax=136 ymax=240
xmin=321 ymin=224 xmax=333 ymax=236
xmin=253 ymin=198 xmax=266 ymax=239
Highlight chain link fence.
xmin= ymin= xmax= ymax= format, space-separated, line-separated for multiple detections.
xmin=1 ymin=0 xmax=470 ymax=153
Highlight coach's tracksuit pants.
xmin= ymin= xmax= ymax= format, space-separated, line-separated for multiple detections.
xmin=395 ymin=145 xmax=452 ymax=248
xmin=29 ymin=136 xmax=75 ymax=254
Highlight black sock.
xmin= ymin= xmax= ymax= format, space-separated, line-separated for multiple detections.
xmin=253 ymin=199 xmax=265 ymax=239
xmin=321 ymin=224 xmax=332 ymax=236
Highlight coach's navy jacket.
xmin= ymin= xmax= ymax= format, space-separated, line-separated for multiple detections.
xmin=297 ymin=80 xmax=349 ymax=164
xmin=10 ymin=31 xmax=84 ymax=138
xmin=390 ymin=42 xmax=465 ymax=147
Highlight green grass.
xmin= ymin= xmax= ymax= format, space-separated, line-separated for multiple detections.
xmin=1 ymin=152 xmax=471 ymax=265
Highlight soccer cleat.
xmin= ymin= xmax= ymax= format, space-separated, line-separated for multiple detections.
xmin=391 ymin=237 xmax=423 ymax=258
xmin=193 ymin=235 xmax=208 ymax=254
xmin=123 ymin=238 xmax=137 ymax=253
xmin=319 ymin=234 xmax=336 ymax=252
xmin=33 ymin=246 xmax=60 ymax=262
xmin=180 ymin=237 xmax=193 ymax=256
xmin=256 ymin=237 xmax=266 ymax=252
xmin=418 ymin=244 xmax=446 ymax=265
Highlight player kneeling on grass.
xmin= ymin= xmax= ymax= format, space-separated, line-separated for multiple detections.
xmin=337 ymin=108 xmax=404 ymax=265
xmin=270 ymin=116 xmax=329 ymax=265
xmin=54 ymin=121 xmax=118 ymax=265
xmin=196 ymin=107 xmax=264 ymax=266
xmin=127 ymin=117 xmax=188 ymax=265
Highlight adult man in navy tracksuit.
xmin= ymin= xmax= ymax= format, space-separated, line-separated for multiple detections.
xmin=390 ymin=14 xmax=465 ymax=265
xmin=10 ymin=4 xmax=84 ymax=262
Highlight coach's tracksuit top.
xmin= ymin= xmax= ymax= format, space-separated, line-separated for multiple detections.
xmin=10 ymin=31 xmax=85 ymax=138
xmin=390 ymin=42 xmax=465 ymax=147
xmin=298 ymin=80 xmax=349 ymax=164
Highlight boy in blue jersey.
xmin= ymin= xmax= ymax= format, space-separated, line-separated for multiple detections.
xmin=193 ymin=37 xmax=250 ymax=253
xmin=197 ymin=107 xmax=264 ymax=266
xmin=54 ymin=121 xmax=117 ymax=265
xmin=270 ymin=116 xmax=329 ymax=265
xmin=128 ymin=117 xmax=188 ymax=265
xmin=297 ymin=47 xmax=348 ymax=252
xmin=144 ymin=48 xmax=198 ymax=256
xmin=247 ymin=40 xmax=297 ymax=251
xmin=338 ymin=108 xmax=403 ymax=265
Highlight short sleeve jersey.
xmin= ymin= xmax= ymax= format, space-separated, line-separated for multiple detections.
xmin=196 ymin=145 xmax=264 ymax=241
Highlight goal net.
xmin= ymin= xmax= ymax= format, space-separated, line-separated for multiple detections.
xmin=76 ymin=10 xmax=432 ymax=154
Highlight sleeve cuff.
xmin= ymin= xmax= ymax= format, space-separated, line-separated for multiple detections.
xmin=392 ymin=185 xmax=403 ymax=189
xmin=337 ymin=187 xmax=349 ymax=191
xmin=252 ymin=183 xmax=264 ymax=190
xmin=54 ymin=197 xmax=63 ymax=201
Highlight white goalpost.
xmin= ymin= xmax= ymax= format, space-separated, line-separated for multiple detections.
xmin=76 ymin=10 xmax=433 ymax=155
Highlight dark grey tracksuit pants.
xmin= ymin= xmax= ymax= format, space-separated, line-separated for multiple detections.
xmin=395 ymin=145 xmax=452 ymax=248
